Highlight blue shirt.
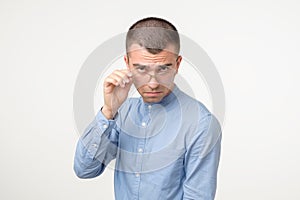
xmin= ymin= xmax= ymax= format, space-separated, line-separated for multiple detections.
xmin=74 ymin=85 xmax=222 ymax=200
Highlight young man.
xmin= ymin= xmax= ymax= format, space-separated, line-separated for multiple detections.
xmin=74 ymin=17 xmax=222 ymax=200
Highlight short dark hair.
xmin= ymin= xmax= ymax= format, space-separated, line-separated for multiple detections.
xmin=126 ymin=17 xmax=180 ymax=55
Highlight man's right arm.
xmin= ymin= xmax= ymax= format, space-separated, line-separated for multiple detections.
xmin=74 ymin=69 xmax=132 ymax=178
xmin=73 ymin=109 xmax=119 ymax=179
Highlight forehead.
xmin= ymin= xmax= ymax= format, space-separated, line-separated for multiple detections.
xmin=127 ymin=44 xmax=177 ymax=63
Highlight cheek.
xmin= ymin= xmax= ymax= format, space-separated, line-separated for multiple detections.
xmin=136 ymin=85 xmax=147 ymax=93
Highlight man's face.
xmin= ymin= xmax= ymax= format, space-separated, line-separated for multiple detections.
xmin=125 ymin=45 xmax=182 ymax=103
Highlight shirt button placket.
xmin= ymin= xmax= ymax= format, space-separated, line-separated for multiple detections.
xmin=138 ymin=148 xmax=143 ymax=153
xmin=103 ymin=124 xmax=108 ymax=129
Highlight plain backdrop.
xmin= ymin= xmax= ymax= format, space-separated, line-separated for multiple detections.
xmin=1 ymin=0 xmax=299 ymax=199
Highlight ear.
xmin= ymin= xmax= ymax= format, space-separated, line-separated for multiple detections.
xmin=124 ymin=55 xmax=129 ymax=69
xmin=175 ymin=55 xmax=182 ymax=74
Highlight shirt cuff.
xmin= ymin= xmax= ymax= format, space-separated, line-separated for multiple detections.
xmin=80 ymin=109 xmax=118 ymax=159
xmin=95 ymin=108 xmax=117 ymax=133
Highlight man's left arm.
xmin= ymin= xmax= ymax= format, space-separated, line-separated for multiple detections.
xmin=183 ymin=114 xmax=222 ymax=200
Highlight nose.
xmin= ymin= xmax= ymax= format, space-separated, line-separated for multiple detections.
xmin=147 ymin=74 xmax=159 ymax=89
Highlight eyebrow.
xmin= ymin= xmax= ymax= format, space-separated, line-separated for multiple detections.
xmin=132 ymin=63 xmax=173 ymax=68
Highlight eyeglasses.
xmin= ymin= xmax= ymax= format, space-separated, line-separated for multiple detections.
xmin=131 ymin=64 xmax=176 ymax=86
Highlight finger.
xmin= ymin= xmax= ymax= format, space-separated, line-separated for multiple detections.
xmin=121 ymin=69 xmax=133 ymax=77
xmin=113 ymin=70 xmax=132 ymax=84
xmin=110 ymin=73 xmax=128 ymax=87
xmin=115 ymin=69 xmax=133 ymax=78
xmin=112 ymin=70 xmax=133 ymax=87
xmin=103 ymin=77 xmax=119 ymax=93
xmin=105 ymin=69 xmax=132 ymax=89
xmin=124 ymin=77 xmax=133 ymax=89
xmin=105 ymin=76 xmax=119 ymax=85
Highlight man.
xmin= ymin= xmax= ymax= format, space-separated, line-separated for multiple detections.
xmin=74 ymin=17 xmax=222 ymax=200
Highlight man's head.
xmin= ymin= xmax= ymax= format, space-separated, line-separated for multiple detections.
xmin=124 ymin=17 xmax=182 ymax=103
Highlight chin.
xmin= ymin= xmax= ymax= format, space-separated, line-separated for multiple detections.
xmin=142 ymin=96 xmax=163 ymax=103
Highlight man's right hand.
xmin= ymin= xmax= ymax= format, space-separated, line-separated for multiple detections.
xmin=102 ymin=69 xmax=133 ymax=119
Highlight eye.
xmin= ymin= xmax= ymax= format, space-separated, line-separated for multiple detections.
xmin=157 ymin=66 xmax=170 ymax=73
xmin=136 ymin=66 xmax=146 ymax=73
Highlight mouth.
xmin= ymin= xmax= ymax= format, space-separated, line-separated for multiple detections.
xmin=144 ymin=91 xmax=163 ymax=97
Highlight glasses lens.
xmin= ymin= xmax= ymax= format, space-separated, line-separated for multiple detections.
xmin=131 ymin=67 xmax=175 ymax=88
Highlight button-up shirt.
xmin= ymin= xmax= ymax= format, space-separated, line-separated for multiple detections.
xmin=74 ymin=85 xmax=222 ymax=200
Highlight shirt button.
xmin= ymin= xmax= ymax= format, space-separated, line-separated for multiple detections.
xmin=141 ymin=122 xmax=146 ymax=127
xmin=135 ymin=173 xmax=140 ymax=177
xmin=138 ymin=148 xmax=143 ymax=153
xmin=148 ymin=105 xmax=152 ymax=109
xmin=103 ymin=124 xmax=108 ymax=129
xmin=92 ymin=144 xmax=98 ymax=148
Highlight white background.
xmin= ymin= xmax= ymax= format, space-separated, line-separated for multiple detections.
xmin=1 ymin=0 xmax=299 ymax=199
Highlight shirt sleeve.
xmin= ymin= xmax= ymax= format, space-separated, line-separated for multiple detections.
xmin=183 ymin=113 xmax=222 ymax=200
xmin=73 ymin=109 xmax=119 ymax=179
